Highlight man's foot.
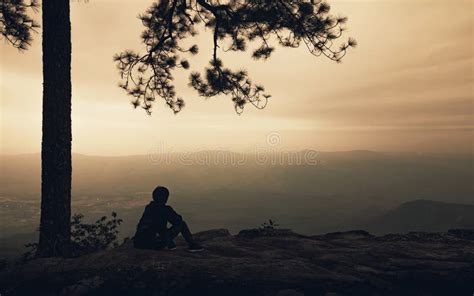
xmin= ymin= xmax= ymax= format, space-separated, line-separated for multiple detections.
xmin=187 ymin=243 xmax=204 ymax=253
xmin=167 ymin=240 xmax=177 ymax=251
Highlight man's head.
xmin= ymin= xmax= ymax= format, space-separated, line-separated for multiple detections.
xmin=152 ymin=186 xmax=169 ymax=205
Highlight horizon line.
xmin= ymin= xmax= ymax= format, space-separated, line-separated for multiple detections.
xmin=1 ymin=149 xmax=472 ymax=158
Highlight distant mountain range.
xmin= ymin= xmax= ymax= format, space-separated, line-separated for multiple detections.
xmin=365 ymin=199 xmax=474 ymax=234
xmin=0 ymin=151 xmax=472 ymax=257
xmin=1 ymin=151 xmax=472 ymax=203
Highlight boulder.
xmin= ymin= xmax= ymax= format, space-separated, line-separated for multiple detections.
xmin=1 ymin=228 xmax=473 ymax=296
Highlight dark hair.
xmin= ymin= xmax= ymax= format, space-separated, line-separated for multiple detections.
xmin=152 ymin=186 xmax=169 ymax=205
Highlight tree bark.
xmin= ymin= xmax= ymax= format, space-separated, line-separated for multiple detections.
xmin=37 ymin=0 xmax=72 ymax=257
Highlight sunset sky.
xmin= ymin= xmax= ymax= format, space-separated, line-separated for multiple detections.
xmin=1 ymin=0 xmax=472 ymax=155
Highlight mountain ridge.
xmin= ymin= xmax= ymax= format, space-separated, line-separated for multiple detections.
xmin=365 ymin=199 xmax=474 ymax=234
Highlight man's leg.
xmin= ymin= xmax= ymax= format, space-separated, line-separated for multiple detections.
xmin=172 ymin=221 xmax=204 ymax=252
xmin=165 ymin=220 xmax=196 ymax=246
xmin=164 ymin=220 xmax=203 ymax=252
xmin=134 ymin=232 xmax=164 ymax=250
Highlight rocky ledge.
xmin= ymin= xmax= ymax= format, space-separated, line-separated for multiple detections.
xmin=1 ymin=229 xmax=473 ymax=296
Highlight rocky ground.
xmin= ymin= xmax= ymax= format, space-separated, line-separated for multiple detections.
xmin=1 ymin=228 xmax=473 ymax=296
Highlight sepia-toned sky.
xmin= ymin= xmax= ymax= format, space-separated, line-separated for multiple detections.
xmin=0 ymin=0 xmax=473 ymax=155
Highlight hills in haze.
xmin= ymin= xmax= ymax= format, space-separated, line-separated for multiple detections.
xmin=365 ymin=199 xmax=474 ymax=234
xmin=0 ymin=150 xmax=472 ymax=256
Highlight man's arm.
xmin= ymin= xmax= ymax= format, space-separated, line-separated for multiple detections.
xmin=135 ymin=203 xmax=156 ymax=234
xmin=165 ymin=206 xmax=183 ymax=225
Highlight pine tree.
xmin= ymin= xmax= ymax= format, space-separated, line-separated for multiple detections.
xmin=1 ymin=0 xmax=354 ymax=257
xmin=2 ymin=0 xmax=72 ymax=257
xmin=36 ymin=0 xmax=73 ymax=257
xmin=115 ymin=0 xmax=356 ymax=115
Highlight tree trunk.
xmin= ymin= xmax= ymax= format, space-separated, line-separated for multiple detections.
xmin=37 ymin=0 xmax=72 ymax=258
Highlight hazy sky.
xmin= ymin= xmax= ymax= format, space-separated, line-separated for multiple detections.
xmin=1 ymin=0 xmax=473 ymax=155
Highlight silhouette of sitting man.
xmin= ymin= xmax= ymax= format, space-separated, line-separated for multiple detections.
xmin=134 ymin=186 xmax=204 ymax=252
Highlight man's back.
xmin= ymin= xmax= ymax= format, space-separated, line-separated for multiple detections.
xmin=135 ymin=201 xmax=183 ymax=237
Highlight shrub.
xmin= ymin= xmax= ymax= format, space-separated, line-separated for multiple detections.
xmin=260 ymin=219 xmax=279 ymax=230
xmin=70 ymin=211 xmax=123 ymax=256
xmin=22 ymin=212 xmax=123 ymax=260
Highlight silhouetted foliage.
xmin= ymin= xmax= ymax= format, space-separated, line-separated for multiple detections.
xmin=0 ymin=0 xmax=39 ymax=50
xmin=69 ymin=212 xmax=123 ymax=256
xmin=22 ymin=212 xmax=123 ymax=260
xmin=115 ymin=0 xmax=356 ymax=114
xmin=260 ymin=219 xmax=279 ymax=230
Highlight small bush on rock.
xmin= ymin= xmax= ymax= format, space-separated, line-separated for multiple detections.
xmin=70 ymin=211 xmax=123 ymax=256
xmin=260 ymin=219 xmax=279 ymax=230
